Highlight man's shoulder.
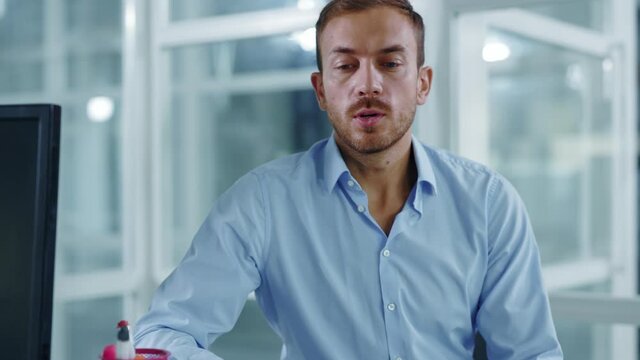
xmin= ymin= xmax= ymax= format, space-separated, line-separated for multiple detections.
xmin=418 ymin=142 xmax=519 ymax=203
xmin=418 ymin=141 xmax=496 ymax=179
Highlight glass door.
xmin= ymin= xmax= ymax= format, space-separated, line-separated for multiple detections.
xmin=455 ymin=8 xmax=638 ymax=360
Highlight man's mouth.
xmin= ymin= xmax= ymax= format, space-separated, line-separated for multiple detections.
xmin=354 ymin=109 xmax=385 ymax=127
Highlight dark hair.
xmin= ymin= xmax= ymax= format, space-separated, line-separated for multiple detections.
xmin=315 ymin=0 xmax=425 ymax=72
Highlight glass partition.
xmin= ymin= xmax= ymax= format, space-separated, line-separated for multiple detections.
xmin=57 ymin=0 xmax=124 ymax=274
xmin=61 ymin=296 xmax=124 ymax=360
xmin=0 ymin=0 xmax=44 ymax=94
xmin=486 ymin=28 xmax=613 ymax=266
xmin=556 ymin=320 xmax=635 ymax=359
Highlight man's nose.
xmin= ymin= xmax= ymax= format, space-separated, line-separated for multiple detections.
xmin=355 ymin=63 xmax=382 ymax=97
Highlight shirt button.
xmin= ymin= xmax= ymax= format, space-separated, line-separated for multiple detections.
xmin=395 ymin=357 xmax=403 ymax=360
xmin=382 ymin=249 xmax=390 ymax=257
xmin=347 ymin=180 xmax=355 ymax=187
xmin=387 ymin=303 xmax=396 ymax=311
xmin=357 ymin=205 xmax=365 ymax=213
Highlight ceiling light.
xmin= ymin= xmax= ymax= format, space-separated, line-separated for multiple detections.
xmin=482 ymin=41 xmax=511 ymax=63
xmin=87 ymin=96 xmax=114 ymax=123
xmin=291 ymin=27 xmax=316 ymax=52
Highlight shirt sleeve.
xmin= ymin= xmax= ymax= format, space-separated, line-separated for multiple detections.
xmin=134 ymin=172 xmax=268 ymax=360
xmin=476 ymin=174 xmax=563 ymax=359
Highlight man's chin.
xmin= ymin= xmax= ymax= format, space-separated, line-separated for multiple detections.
xmin=332 ymin=121 xmax=412 ymax=156
xmin=346 ymin=138 xmax=395 ymax=154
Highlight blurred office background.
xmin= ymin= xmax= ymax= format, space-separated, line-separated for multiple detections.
xmin=0 ymin=0 xmax=639 ymax=358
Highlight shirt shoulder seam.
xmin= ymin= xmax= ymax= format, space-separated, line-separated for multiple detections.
xmin=486 ymin=172 xmax=503 ymax=253
xmin=249 ymin=170 xmax=271 ymax=271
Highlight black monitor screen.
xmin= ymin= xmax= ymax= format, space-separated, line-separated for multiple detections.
xmin=0 ymin=105 xmax=60 ymax=360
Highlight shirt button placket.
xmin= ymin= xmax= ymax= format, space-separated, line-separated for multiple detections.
xmin=380 ymin=236 xmax=402 ymax=360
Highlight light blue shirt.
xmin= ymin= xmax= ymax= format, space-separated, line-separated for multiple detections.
xmin=135 ymin=135 xmax=563 ymax=360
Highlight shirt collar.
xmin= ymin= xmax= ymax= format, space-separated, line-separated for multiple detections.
xmin=321 ymin=133 xmax=438 ymax=197
xmin=322 ymin=133 xmax=350 ymax=192
xmin=411 ymin=134 xmax=438 ymax=196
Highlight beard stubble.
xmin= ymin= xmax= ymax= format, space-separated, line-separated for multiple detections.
xmin=328 ymin=98 xmax=416 ymax=154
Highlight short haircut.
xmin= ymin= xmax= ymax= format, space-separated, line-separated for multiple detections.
xmin=314 ymin=0 xmax=425 ymax=72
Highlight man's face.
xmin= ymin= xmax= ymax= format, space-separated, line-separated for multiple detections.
xmin=311 ymin=6 xmax=432 ymax=155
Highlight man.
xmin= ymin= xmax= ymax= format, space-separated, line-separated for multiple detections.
xmin=135 ymin=0 xmax=563 ymax=359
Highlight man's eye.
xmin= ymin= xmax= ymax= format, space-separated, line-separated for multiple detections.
xmin=383 ymin=62 xmax=400 ymax=68
xmin=336 ymin=64 xmax=355 ymax=71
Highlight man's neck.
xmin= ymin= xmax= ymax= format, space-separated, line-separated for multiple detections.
xmin=337 ymin=132 xmax=417 ymax=204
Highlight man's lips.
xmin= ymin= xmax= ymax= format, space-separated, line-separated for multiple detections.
xmin=353 ymin=109 xmax=385 ymax=127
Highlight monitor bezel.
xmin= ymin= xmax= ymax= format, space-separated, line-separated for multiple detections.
xmin=0 ymin=104 xmax=61 ymax=360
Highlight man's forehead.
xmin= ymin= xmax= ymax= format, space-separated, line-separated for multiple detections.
xmin=324 ymin=8 xmax=412 ymax=31
xmin=319 ymin=7 xmax=416 ymax=50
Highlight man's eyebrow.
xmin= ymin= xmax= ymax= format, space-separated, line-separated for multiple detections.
xmin=328 ymin=45 xmax=407 ymax=56
xmin=379 ymin=45 xmax=406 ymax=54
xmin=329 ymin=46 xmax=356 ymax=55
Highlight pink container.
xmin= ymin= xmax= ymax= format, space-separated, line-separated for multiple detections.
xmin=100 ymin=345 xmax=170 ymax=360
xmin=135 ymin=348 xmax=171 ymax=359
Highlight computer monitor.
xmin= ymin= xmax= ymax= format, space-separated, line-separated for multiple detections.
xmin=0 ymin=104 xmax=61 ymax=360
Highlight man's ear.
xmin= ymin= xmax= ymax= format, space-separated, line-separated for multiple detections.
xmin=311 ymin=72 xmax=327 ymax=110
xmin=416 ymin=66 xmax=433 ymax=105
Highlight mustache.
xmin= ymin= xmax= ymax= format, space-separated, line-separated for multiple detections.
xmin=347 ymin=98 xmax=391 ymax=115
